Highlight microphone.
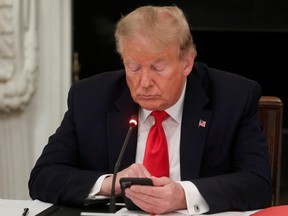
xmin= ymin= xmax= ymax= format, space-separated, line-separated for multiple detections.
xmin=109 ymin=115 xmax=138 ymax=213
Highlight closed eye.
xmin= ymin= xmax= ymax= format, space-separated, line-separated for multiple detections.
xmin=151 ymin=62 xmax=166 ymax=72
xmin=126 ymin=63 xmax=141 ymax=72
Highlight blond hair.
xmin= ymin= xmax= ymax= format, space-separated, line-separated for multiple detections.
xmin=115 ymin=5 xmax=197 ymax=59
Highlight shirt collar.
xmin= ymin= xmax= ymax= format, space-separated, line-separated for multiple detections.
xmin=140 ymin=80 xmax=186 ymax=124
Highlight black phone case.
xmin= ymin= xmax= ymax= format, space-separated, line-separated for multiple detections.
xmin=120 ymin=177 xmax=153 ymax=210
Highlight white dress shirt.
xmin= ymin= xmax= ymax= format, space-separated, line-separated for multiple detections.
xmin=89 ymin=81 xmax=209 ymax=215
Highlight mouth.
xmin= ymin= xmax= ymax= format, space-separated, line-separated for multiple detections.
xmin=138 ymin=95 xmax=155 ymax=99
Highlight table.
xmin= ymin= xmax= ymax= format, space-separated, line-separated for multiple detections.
xmin=0 ymin=199 xmax=260 ymax=216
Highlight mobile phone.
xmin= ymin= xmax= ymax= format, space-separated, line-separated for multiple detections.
xmin=120 ymin=177 xmax=153 ymax=210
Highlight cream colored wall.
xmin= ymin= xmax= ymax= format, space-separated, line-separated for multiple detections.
xmin=0 ymin=0 xmax=71 ymax=199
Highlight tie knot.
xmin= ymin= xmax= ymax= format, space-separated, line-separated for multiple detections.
xmin=151 ymin=111 xmax=168 ymax=125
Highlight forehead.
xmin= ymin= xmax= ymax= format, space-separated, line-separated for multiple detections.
xmin=122 ymin=33 xmax=179 ymax=52
xmin=122 ymin=37 xmax=180 ymax=62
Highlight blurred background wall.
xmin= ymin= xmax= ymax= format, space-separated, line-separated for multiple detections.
xmin=0 ymin=0 xmax=71 ymax=199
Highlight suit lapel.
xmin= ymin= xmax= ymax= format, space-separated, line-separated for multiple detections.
xmin=107 ymin=85 xmax=139 ymax=172
xmin=180 ymin=72 xmax=212 ymax=180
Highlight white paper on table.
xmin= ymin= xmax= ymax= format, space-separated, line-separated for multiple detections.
xmin=0 ymin=199 xmax=53 ymax=216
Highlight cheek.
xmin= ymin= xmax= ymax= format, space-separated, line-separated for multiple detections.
xmin=126 ymin=75 xmax=139 ymax=93
xmin=163 ymin=76 xmax=184 ymax=98
xmin=166 ymin=72 xmax=182 ymax=88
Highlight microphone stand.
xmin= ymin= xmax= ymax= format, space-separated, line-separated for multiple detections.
xmin=109 ymin=115 xmax=137 ymax=213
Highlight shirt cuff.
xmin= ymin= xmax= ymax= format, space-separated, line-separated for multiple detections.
xmin=177 ymin=181 xmax=209 ymax=215
xmin=87 ymin=174 xmax=111 ymax=199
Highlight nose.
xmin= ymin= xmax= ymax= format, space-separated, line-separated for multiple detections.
xmin=140 ymin=70 xmax=153 ymax=88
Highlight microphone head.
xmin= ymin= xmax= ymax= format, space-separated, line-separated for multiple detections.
xmin=129 ymin=115 xmax=138 ymax=127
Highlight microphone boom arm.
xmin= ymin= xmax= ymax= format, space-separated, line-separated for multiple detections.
xmin=109 ymin=115 xmax=137 ymax=213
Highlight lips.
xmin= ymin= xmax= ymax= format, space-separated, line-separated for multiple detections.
xmin=138 ymin=95 xmax=155 ymax=99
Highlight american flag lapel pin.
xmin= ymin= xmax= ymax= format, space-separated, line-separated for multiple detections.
xmin=198 ymin=119 xmax=206 ymax=128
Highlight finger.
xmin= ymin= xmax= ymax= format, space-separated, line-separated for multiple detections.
xmin=151 ymin=176 xmax=172 ymax=186
xmin=128 ymin=163 xmax=152 ymax=177
xmin=125 ymin=187 xmax=157 ymax=206
xmin=125 ymin=187 xmax=166 ymax=214
xmin=140 ymin=165 xmax=152 ymax=177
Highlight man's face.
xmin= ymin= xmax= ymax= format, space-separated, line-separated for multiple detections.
xmin=122 ymin=37 xmax=194 ymax=111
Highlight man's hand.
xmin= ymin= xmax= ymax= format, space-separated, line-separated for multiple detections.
xmin=99 ymin=163 xmax=151 ymax=196
xmin=124 ymin=176 xmax=187 ymax=214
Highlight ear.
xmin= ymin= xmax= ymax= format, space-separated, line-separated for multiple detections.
xmin=183 ymin=52 xmax=195 ymax=76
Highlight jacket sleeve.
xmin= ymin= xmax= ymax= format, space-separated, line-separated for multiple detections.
xmin=28 ymin=83 xmax=104 ymax=206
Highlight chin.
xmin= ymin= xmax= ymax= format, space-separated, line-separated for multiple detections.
xmin=135 ymin=98 xmax=166 ymax=110
xmin=137 ymin=102 xmax=154 ymax=110
xmin=138 ymin=102 xmax=164 ymax=111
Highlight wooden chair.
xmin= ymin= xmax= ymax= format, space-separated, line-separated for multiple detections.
xmin=258 ymin=96 xmax=283 ymax=206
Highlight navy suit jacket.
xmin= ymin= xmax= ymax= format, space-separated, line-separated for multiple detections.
xmin=29 ymin=62 xmax=271 ymax=213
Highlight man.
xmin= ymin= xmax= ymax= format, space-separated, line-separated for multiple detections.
xmin=29 ymin=5 xmax=271 ymax=215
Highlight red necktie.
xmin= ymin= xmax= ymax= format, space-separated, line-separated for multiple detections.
xmin=143 ymin=111 xmax=169 ymax=177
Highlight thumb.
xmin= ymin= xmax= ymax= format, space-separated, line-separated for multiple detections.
xmin=151 ymin=176 xmax=171 ymax=187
